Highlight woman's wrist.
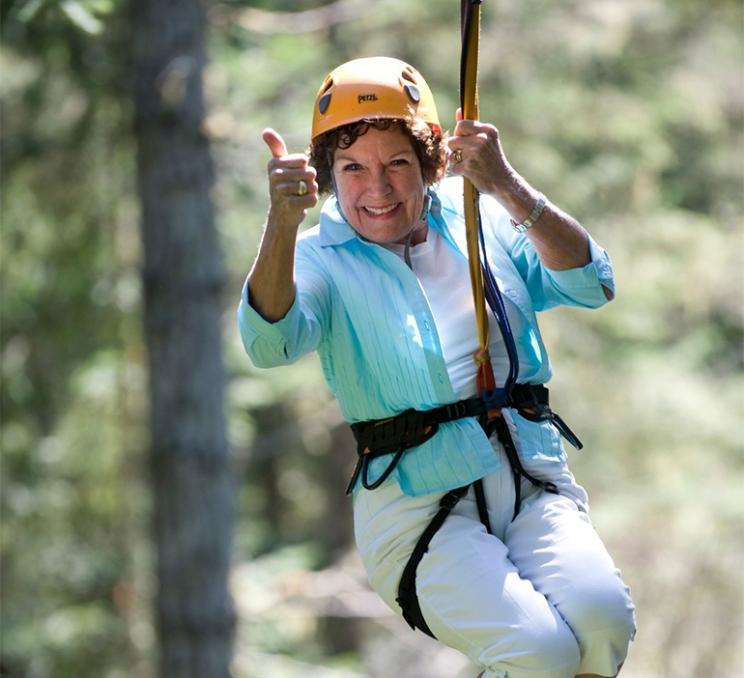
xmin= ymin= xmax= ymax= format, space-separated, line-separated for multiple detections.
xmin=487 ymin=169 xmax=542 ymax=225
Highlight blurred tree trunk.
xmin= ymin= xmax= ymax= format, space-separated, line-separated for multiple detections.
xmin=131 ymin=1 xmax=235 ymax=676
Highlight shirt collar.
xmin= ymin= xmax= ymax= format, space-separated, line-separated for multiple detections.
xmin=318 ymin=196 xmax=358 ymax=247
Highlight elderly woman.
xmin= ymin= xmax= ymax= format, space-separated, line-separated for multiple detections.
xmin=238 ymin=57 xmax=635 ymax=678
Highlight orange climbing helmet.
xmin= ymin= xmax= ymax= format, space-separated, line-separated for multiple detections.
xmin=311 ymin=57 xmax=441 ymax=140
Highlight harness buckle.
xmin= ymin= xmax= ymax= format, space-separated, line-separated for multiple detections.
xmin=445 ymin=401 xmax=467 ymax=419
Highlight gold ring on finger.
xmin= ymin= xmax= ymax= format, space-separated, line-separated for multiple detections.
xmin=297 ymin=179 xmax=308 ymax=196
xmin=453 ymin=149 xmax=463 ymax=164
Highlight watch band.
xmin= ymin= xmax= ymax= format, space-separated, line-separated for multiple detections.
xmin=511 ymin=194 xmax=547 ymax=233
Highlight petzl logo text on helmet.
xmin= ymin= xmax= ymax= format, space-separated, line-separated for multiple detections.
xmin=358 ymin=93 xmax=378 ymax=103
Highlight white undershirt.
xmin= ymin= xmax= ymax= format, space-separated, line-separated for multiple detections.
xmin=384 ymin=229 xmax=517 ymax=398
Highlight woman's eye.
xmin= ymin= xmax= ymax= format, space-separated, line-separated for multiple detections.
xmin=390 ymin=158 xmax=409 ymax=167
xmin=342 ymin=163 xmax=363 ymax=172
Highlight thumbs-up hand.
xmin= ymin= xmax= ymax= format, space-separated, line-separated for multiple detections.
xmin=263 ymin=128 xmax=318 ymax=232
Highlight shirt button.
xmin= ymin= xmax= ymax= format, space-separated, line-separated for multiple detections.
xmin=438 ymin=374 xmax=444 ymax=383
xmin=424 ymin=320 xmax=430 ymax=330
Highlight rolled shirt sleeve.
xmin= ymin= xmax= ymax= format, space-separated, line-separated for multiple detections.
xmin=237 ymin=281 xmax=304 ymax=367
xmin=541 ymin=235 xmax=615 ymax=309
xmin=496 ymin=218 xmax=615 ymax=312
xmin=237 ymin=245 xmax=329 ymax=367
xmin=475 ymin=190 xmax=615 ymax=313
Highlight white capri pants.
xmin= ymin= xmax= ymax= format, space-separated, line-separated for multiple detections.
xmin=352 ymin=437 xmax=636 ymax=678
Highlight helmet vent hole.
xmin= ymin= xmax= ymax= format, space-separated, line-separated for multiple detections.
xmin=318 ymin=92 xmax=332 ymax=114
xmin=404 ymin=84 xmax=421 ymax=103
xmin=401 ymin=68 xmax=416 ymax=83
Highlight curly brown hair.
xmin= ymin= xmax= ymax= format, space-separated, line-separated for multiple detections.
xmin=308 ymin=118 xmax=447 ymax=195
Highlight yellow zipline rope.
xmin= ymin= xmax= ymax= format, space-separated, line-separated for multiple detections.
xmin=461 ymin=1 xmax=500 ymax=408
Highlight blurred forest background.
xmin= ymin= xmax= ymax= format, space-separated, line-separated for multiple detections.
xmin=1 ymin=0 xmax=743 ymax=676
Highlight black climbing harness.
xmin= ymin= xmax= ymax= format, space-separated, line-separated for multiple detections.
xmin=348 ymin=385 xmax=583 ymax=639
xmin=347 ymin=384 xmax=581 ymax=505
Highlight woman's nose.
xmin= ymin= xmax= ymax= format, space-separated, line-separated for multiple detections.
xmin=367 ymin=168 xmax=392 ymax=196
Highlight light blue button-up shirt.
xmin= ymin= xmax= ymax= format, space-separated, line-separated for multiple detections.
xmin=238 ymin=177 xmax=615 ymax=496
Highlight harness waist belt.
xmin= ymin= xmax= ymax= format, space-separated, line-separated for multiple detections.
xmin=346 ymin=384 xmax=582 ymax=494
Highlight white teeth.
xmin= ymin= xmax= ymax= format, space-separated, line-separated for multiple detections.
xmin=365 ymin=204 xmax=397 ymax=215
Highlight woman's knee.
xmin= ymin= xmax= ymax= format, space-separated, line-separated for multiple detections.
xmin=562 ymin=575 xmax=636 ymax=667
xmin=476 ymin=614 xmax=581 ymax=678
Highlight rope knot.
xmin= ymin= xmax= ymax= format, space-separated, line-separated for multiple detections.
xmin=473 ymin=347 xmax=490 ymax=366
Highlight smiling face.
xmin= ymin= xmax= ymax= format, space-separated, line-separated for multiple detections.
xmin=331 ymin=125 xmax=428 ymax=245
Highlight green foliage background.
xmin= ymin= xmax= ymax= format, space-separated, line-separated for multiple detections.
xmin=1 ymin=0 xmax=742 ymax=676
